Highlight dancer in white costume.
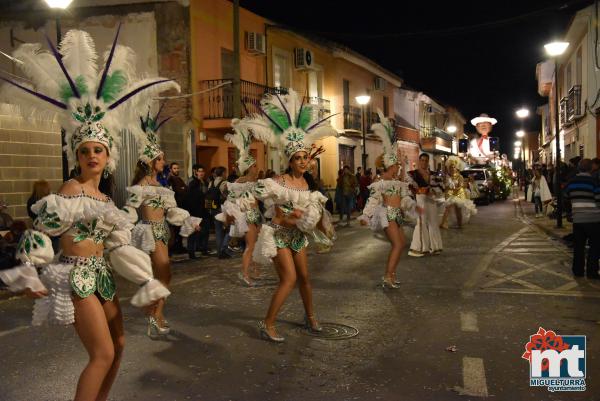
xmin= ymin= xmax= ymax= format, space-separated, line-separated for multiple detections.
xmin=216 ymin=126 xmax=262 ymax=286
xmin=0 ymin=27 xmax=172 ymax=400
xmin=359 ymin=110 xmax=417 ymax=288
xmin=124 ymin=107 xmax=201 ymax=336
xmin=233 ymin=89 xmax=337 ymax=342
xmin=440 ymin=156 xmax=477 ymax=228
xmin=407 ymin=153 xmax=444 ymax=257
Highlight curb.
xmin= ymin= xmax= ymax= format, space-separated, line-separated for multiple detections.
xmin=517 ymin=199 xmax=572 ymax=243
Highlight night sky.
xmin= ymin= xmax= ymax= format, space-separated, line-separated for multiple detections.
xmin=240 ymin=0 xmax=592 ymax=155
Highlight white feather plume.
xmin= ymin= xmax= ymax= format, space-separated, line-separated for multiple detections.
xmin=102 ymin=44 xmax=137 ymax=85
xmin=12 ymin=44 xmax=64 ymax=97
xmin=233 ymin=115 xmax=276 ymax=146
xmin=59 ymin=30 xmax=98 ymax=89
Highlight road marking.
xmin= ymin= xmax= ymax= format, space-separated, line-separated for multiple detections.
xmin=479 ymin=287 xmax=600 ymax=298
xmin=504 ymin=247 xmax=562 ymax=253
xmin=553 ymin=281 xmax=581 ymax=291
xmin=0 ymin=325 xmax=28 ymax=338
xmin=459 ymin=357 xmax=489 ymax=397
xmin=460 ymin=312 xmax=479 ymax=332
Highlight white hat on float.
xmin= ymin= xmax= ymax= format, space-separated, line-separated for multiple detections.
xmin=470 ymin=113 xmax=497 ymax=126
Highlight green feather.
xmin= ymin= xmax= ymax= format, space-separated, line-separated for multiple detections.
xmin=59 ymin=76 xmax=89 ymax=103
xmin=263 ymin=104 xmax=289 ymax=134
xmin=100 ymin=71 xmax=127 ymax=103
xmin=297 ymin=106 xmax=313 ymax=130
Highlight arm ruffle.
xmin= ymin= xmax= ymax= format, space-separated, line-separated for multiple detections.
xmin=252 ymin=224 xmax=277 ymax=265
xmin=107 ymin=244 xmax=170 ymax=307
xmin=179 ymin=216 xmax=202 ymax=238
xmin=31 ymin=195 xmax=73 ymax=236
xmin=165 ymin=207 xmax=191 ymax=226
xmin=15 ymin=230 xmax=54 ymax=265
xmin=297 ymin=201 xmax=323 ymax=232
xmin=217 ymin=200 xmax=248 ymax=238
xmin=121 ymin=206 xmax=139 ymax=224
xmin=0 ymin=263 xmax=46 ymax=293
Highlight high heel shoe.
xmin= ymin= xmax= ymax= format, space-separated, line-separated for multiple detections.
xmin=304 ymin=315 xmax=323 ymax=332
xmin=258 ymin=320 xmax=285 ymax=343
xmin=381 ymin=277 xmax=400 ymax=289
xmin=147 ymin=316 xmax=170 ymax=337
xmin=238 ymin=272 xmax=254 ymax=287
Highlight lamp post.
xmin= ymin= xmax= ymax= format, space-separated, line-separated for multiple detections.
xmin=544 ymin=41 xmax=569 ymax=228
xmin=515 ymin=107 xmax=529 ymax=192
xmin=355 ymin=94 xmax=371 ymax=172
xmin=45 ymin=0 xmax=73 ymax=181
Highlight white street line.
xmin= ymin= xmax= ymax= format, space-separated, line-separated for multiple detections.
xmin=553 ymin=281 xmax=580 ymax=292
xmin=479 ymin=287 xmax=599 ymax=298
xmin=461 ymin=357 xmax=489 ymax=397
xmin=0 ymin=325 xmax=28 ymax=338
xmin=460 ymin=312 xmax=479 ymax=332
xmin=504 ymin=248 xmax=562 ymax=253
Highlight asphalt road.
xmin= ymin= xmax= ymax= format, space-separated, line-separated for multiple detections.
xmin=0 ymin=198 xmax=598 ymax=401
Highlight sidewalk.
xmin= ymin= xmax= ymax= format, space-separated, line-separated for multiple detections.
xmin=517 ymin=196 xmax=573 ymax=242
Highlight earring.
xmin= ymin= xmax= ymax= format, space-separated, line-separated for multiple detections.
xmin=103 ymin=167 xmax=110 ymax=179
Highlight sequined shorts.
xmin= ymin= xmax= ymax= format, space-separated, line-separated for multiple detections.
xmin=60 ymin=255 xmax=116 ymax=301
xmin=386 ymin=206 xmax=405 ymax=225
xmin=270 ymin=223 xmax=308 ymax=253
xmin=142 ymin=219 xmax=170 ymax=244
xmin=246 ymin=208 xmax=262 ymax=225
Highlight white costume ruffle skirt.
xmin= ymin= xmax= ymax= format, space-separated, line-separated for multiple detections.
xmin=33 ymin=263 xmax=75 ymax=326
xmin=216 ymin=201 xmax=249 ymax=238
xmin=409 ymin=194 xmax=443 ymax=253
xmin=444 ymin=196 xmax=477 ymax=223
xmin=253 ymin=224 xmax=278 ymax=265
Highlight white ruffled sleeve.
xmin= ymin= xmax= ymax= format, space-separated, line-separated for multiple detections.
xmin=296 ymin=192 xmax=326 ymax=232
xmin=123 ymin=186 xmax=143 ymax=224
xmin=165 ymin=207 xmax=201 ymax=237
xmin=0 ymin=230 xmax=53 ymax=293
xmin=31 ymin=195 xmax=73 ymax=236
xmin=105 ymin=229 xmax=170 ymax=307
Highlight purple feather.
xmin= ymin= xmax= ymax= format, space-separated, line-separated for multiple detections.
xmin=305 ymin=112 xmax=340 ymax=132
xmin=242 ymin=100 xmax=250 ymax=116
xmin=96 ymin=23 xmax=122 ymax=100
xmin=154 ymin=101 xmax=166 ymax=121
xmin=155 ymin=116 xmax=172 ymax=132
xmin=0 ymin=75 xmax=67 ymax=109
xmin=108 ymin=79 xmax=174 ymax=110
xmin=274 ymin=93 xmax=291 ymax=126
xmin=45 ymin=34 xmax=80 ymax=99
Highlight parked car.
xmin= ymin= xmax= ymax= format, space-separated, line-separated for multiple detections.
xmin=461 ymin=166 xmax=495 ymax=205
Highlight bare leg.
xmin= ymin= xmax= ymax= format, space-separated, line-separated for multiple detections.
xmin=151 ymin=241 xmax=171 ymax=327
xmin=440 ymin=206 xmax=450 ymax=228
xmin=241 ymin=224 xmax=258 ymax=282
xmin=384 ymin=221 xmax=406 ymax=280
xmin=292 ymin=248 xmax=316 ymax=324
xmin=264 ymin=248 xmax=296 ymax=336
xmin=72 ymin=295 xmax=115 ymax=401
xmin=96 ymin=297 xmax=125 ymax=401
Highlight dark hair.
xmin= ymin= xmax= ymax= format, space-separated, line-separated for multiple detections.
xmin=99 ymin=173 xmax=115 ymax=198
xmin=419 ymin=153 xmax=430 ymax=160
xmin=592 ymin=158 xmax=600 ymax=166
xmin=193 ymin=163 xmax=204 ymax=171
xmin=214 ymin=166 xmax=226 ymax=177
xmin=343 ymin=165 xmax=351 ymax=171
xmin=283 ymin=168 xmax=318 ymax=191
xmin=578 ymin=158 xmax=592 ymax=173
xmin=131 ymin=160 xmax=151 ymax=185
xmin=170 ymin=162 xmax=179 ymax=168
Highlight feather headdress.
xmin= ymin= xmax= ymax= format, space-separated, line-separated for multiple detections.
xmin=135 ymin=99 xmax=180 ymax=164
xmin=233 ymin=89 xmax=338 ymax=159
xmin=371 ymin=108 xmax=398 ymax=168
xmin=445 ymin=155 xmax=465 ymax=170
xmin=0 ymin=25 xmax=179 ymax=172
xmin=226 ymin=122 xmax=256 ymax=174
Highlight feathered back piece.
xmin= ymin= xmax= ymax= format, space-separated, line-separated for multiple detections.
xmin=226 ymin=121 xmax=256 ymax=174
xmin=445 ymin=155 xmax=465 ymax=171
xmin=233 ymin=89 xmax=338 ymax=159
xmin=371 ymin=108 xmax=398 ymax=168
xmin=0 ymin=25 xmax=179 ymax=172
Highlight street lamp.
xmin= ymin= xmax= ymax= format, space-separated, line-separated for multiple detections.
xmin=514 ymin=140 xmax=522 ymax=147
xmin=45 ymin=0 xmax=74 ymax=181
xmin=515 ymin=108 xmax=530 ymax=119
xmin=447 ymin=125 xmax=457 ymax=134
xmin=355 ymin=94 xmax=371 ymax=172
xmin=545 ymin=40 xmax=569 ymax=228
xmin=516 ymin=130 xmax=525 ymax=138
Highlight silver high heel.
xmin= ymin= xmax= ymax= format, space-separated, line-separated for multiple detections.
xmin=147 ymin=316 xmax=170 ymax=337
xmin=258 ymin=320 xmax=285 ymax=343
xmin=238 ymin=272 xmax=254 ymax=287
xmin=304 ymin=315 xmax=323 ymax=332
xmin=381 ymin=277 xmax=400 ymax=289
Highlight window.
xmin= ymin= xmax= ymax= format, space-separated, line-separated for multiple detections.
xmin=272 ymin=49 xmax=291 ymax=89
xmin=566 ymin=62 xmax=572 ymax=91
xmin=383 ymin=96 xmax=389 ymax=117
xmin=576 ymin=47 xmax=582 ymax=86
xmin=343 ymin=79 xmax=350 ymax=106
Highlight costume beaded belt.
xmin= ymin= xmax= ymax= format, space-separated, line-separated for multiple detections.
xmin=59 ymin=254 xmax=116 ymax=301
xmin=141 ymin=219 xmax=170 ymax=244
xmin=269 ymin=222 xmax=308 ymax=253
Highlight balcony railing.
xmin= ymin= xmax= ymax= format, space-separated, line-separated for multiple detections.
xmin=200 ymin=79 xmax=288 ymax=120
xmin=559 ymin=97 xmax=567 ymax=128
xmin=566 ymin=85 xmax=582 ymax=122
xmin=343 ymin=105 xmax=361 ymax=131
xmin=304 ymin=96 xmax=331 ymax=120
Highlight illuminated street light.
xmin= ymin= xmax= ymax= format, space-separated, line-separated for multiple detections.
xmin=544 ymin=41 xmax=569 ymax=57
xmin=355 ymin=95 xmax=371 ymax=105
xmin=355 ymin=95 xmax=371 ymax=171
xmin=514 ymin=140 xmax=522 ymax=147
xmin=447 ymin=125 xmax=457 ymax=134
xmin=44 ymin=0 xmax=73 ymax=8
xmin=515 ymin=108 xmax=530 ymax=119
xmin=516 ymin=130 xmax=525 ymax=138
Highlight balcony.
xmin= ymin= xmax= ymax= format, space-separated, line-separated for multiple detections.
xmin=305 ymin=96 xmax=331 ymax=120
xmin=343 ymin=105 xmax=361 ymax=131
xmin=559 ymin=97 xmax=567 ymax=128
xmin=199 ymin=79 xmax=288 ymax=120
xmin=559 ymin=85 xmax=583 ymax=128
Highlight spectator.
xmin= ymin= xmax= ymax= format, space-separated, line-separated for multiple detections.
xmin=27 ymin=180 xmax=51 ymax=220
xmin=258 ymin=170 xmax=265 ymax=180
xmin=0 ymin=201 xmax=13 ymax=231
xmin=355 ymin=166 xmax=362 ymax=183
xmin=564 ymin=159 xmax=600 ymax=279
xmin=526 ymin=167 xmax=551 ymax=218
xmin=186 ymin=164 xmax=212 ymax=258
xmin=167 ymin=162 xmax=188 ymax=254
xmin=358 ymin=168 xmax=373 ymax=211
xmin=158 ymin=161 xmax=170 ymax=187
xmin=227 ymin=166 xmax=239 ymax=183
xmin=339 ymin=165 xmax=358 ymax=226
xmin=206 ymin=166 xmax=231 ymax=259
xmin=592 ymin=158 xmax=600 ymax=181
xmin=334 ymin=169 xmax=344 ymax=220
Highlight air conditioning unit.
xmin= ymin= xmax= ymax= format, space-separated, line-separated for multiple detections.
xmin=246 ymin=32 xmax=266 ymax=55
xmin=374 ymin=77 xmax=386 ymax=91
xmin=294 ymin=48 xmax=314 ymax=69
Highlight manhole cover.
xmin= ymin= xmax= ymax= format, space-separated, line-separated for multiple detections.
xmin=296 ymin=322 xmax=359 ymax=340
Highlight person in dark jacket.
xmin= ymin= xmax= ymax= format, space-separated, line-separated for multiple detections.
xmin=186 ymin=164 xmax=211 ymax=258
